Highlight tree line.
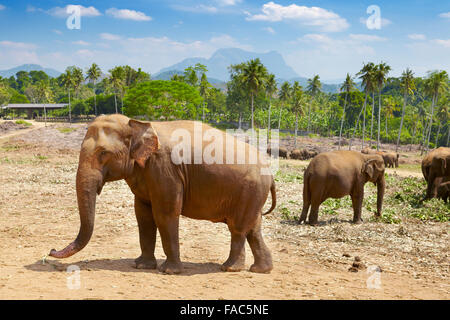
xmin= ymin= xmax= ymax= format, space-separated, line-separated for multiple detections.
xmin=0 ymin=60 xmax=448 ymax=150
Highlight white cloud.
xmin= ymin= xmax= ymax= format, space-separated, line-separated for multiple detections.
xmin=105 ymin=8 xmax=152 ymax=21
xmin=432 ymin=39 xmax=450 ymax=48
xmin=359 ymin=17 xmax=392 ymax=28
xmin=246 ymin=2 xmax=349 ymax=32
xmin=297 ymin=34 xmax=376 ymax=55
xmin=217 ymin=0 xmax=242 ymax=5
xmin=47 ymin=5 xmax=101 ymax=18
xmin=0 ymin=41 xmax=37 ymax=50
xmin=100 ymin=33 xmax=122 ymax=41
xmin=439 ymin=12 xmax=450 ymax=19
xmin=172 ymin=4 xmax=218 ymax=14
xmin=349 ymin=34 xmax=387 ymax=42
xmin=72 ymin=40 xmax=90 ymax=46
xmin=408 ymin=34 xmax=426 ymax=41
xmin=53 ymin=29 xmax=63 ymax=35
xmin=263 ymin=27 xmax=276 ymax=34
xmin=0 ymin=4 xmax=5 ymax=11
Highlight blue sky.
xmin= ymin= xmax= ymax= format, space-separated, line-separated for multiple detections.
xmin=0 ymin=0 xmax=449 ymax=81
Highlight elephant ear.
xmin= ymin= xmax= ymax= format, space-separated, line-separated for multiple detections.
xmin=129 ymin=119 xmax=160 ymax=168
xmin=363 ymin=159 xmax=378 ymax=179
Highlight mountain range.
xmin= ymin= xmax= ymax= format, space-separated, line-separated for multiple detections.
xmin=0 ymin=49 xmax=343 ymax=93
xmin=0 ymin=64 xmax=62 ymax=78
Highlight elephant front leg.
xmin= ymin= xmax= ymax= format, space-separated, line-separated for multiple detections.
xmin=134 ymin=197 xmax=157 ymax=269
xmin=351 ymin=192 xmax=364 ymax=224
xmin=155 ymin=214 xmax=183 ymax=274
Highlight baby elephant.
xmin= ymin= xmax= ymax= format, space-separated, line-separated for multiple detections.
xmin=300 ymin=150 xmax=386 ymax=225
xmin=437 ymin=181 xmax=450 ymax=202
xmin=380 ymin=152 xmax=399 ymax=168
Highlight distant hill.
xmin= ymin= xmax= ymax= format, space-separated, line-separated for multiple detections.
xmin=155 ymin=48 xmax=299 ymax=81
xmin=0 ymin=64 xmax=62 ymax=78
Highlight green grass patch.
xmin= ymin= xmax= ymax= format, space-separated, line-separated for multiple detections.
xmin=15 ymin=120 xmax=32 ymax=126
xmin=57 ymin=127 xmax=77 ymax=134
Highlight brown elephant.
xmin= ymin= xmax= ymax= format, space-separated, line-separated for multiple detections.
xmin=424 ymin=148 xmax=450 ymax=199
xmin=379 ymin=152 xmax=399 ymax=168
xmin=422 ymin=147 xmax=450 ymax=199
xmin=290 ymin=149 xmax=318 ymax=160
xmin=361 ymin=147 xmax=377 ymax=154
xmin=267 ymin=146 xmax=289 ymax=159
xmin=49 ymin=115 xmax=276 ymax=274
xmin=299 ymin=150 xmax=385 ymax=225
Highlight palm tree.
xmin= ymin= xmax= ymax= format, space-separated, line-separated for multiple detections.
xmin=278 ymin=81 xmax=291 ymax=130
xmin=291 ymin=81 xmax=304 ymax=148
xmin=86 ymin=63 xmax=101 ymax=116
xmin=435 ymin=102 xmax=448 ymax=147
xmin=265 ymin=74 xmax=277 ymax=140
xmin=306 ymin=75 xmax=322 ymax=132
xmin=424 ymin=70 xmax=449 ymax=152
xmin=338 ymin=73 xmax=356 ymax=149
xmin=383 ymin=96 xmax=397 ymax=142
xmin=61 ymin=68 xmax=74 ymax=123
xmin=108 ymin=67 xmax=125 ymax=114
xmin=241 ymin=58 xmax=268 ymax=130
xmin=71 ymin=67 xmax=84 ymax=100
xmin=396 ymin=68 xmax=415 ymax=152
xmin=357 ymin=62 xmax=376 ymax=149
xmin=374 ymin=62 xmax=391 ymax=150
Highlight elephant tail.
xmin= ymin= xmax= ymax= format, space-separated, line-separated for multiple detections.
xmin=263 ymin=177 xmax=277 ymax=215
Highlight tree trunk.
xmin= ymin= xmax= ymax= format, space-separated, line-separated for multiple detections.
xmin=338 ymin=92 xmax=348 ymax=150
xmin=278 ymin=106 xmax=282 ymax=130
xmin=307 ymin=97 xmax=312 ymax=132
xmin=435 ymin=123 xmax=441 ymax=147
xmin=295 ymin=112 xmax=298 ymax=149
xmin=350 ymin=104 xmax=364 ymax=150
xmin=114 ymin=93 xmax=118 ymax=114
xmin=396 ymin=92 xmax=407 ymax=152
xmin=377 ymin=91 xmax=382 ymax=150
xmin=362 ymin=93 xmax=368 ymax=150
xmin=68 ymin=89 xmax=71 ymax=124
xmin=370 ymin=92 xmax=375 ymax=147
xmin=267 ymin=100 xmax=271 ymax=142
xmin=425 ymin=94 xmax=436 ymax=152
xmin=251 ymin=93 xmax=254 ymax=130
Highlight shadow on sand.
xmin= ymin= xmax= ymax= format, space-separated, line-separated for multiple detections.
xmin=25 ymin=258 xmax=224 ymax=276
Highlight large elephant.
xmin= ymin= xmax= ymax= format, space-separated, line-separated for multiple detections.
xmin=267 ymin=146 xmax=289 ymax=159
xmin=299 ymin=150 xmax=385 ymax=225
xmin=422 ymin=147 xmax=450 ymax=199
xmin=49 ymin=115 xmax=276 ymax=274
xmin=425 ymin=148 xmax=450 ymax=199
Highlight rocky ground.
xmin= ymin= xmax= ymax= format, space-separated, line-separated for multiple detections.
xmin=0 ymin=121 xmax=448 ymax=300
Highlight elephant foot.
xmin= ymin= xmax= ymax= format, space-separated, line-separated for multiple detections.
xmin=249 ymin=262 xmax=273 ymax=274
xmin=353 ymin=219 xmax=363 ymax=224
xmin=159 ymin=260 xmax=183 ymax=274
xmin=134 ymin=255 xmax=157 ymax=270
xmin=307 ymin=220 xmax=319 ymax=226
xmin=221 ymin=260 xmax=245 ymax=272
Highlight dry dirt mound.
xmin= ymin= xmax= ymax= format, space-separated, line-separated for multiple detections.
xmin=0 ymin=121 xmax=29 ymax=135
xmin=12 ymin=124 xmax=87 ymax=151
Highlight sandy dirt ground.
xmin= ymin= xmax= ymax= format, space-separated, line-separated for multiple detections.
xmin=0 ymin=122 xmax=448 ymax=300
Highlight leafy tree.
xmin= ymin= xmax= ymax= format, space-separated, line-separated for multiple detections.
xmin=241 ymin=58 xmax=268 ymax=130
xmin=86 ymin=63 xmax=102 ymax=115
xmin=396 ymin=68 xmax=416 ymax=151
xmin=265 ymin=74 xmax=277 ymax=139
xmin=306 ymin=75 xmax=322 ymax=131
xmin=123 ymin=80 xmax=203 ymax=120
xmin=374 ymin=62 xmax=391 ymax=150
xmin=338 ymin=73 xmax=356 ymax=149
xmin=278 ymin=81 xmax=291 ymax=130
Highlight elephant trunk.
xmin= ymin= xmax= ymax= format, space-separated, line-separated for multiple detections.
xmin=49 ymin=164 xmax=102 ymax=259
xmin=376 ymin=174 xmax=385 ymax=217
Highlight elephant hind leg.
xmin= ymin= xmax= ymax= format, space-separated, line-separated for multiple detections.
xmin=246 ymin=214 xmax=273 ymax=273
xmin=221 ymin=231 xmax=246 ymax=272
xmin=299 ymin=176 xmax=311 ymax=224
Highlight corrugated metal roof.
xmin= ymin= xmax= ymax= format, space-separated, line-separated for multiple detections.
xmin=4 ymin=104 xmax=68 ymax=109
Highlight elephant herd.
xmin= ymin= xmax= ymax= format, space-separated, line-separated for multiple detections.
xmin=48 ymin=115 xmax=449 ymax=274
